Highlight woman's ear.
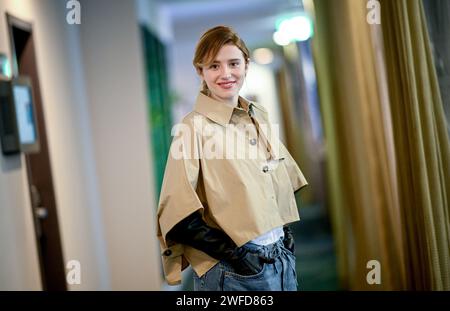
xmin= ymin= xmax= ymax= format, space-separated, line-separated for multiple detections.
xmin=196 ymin=67 xmax=203 ymax=78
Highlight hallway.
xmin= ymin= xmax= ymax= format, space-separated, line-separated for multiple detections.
xmin=0 ymin=0 xmax=449 ymax=291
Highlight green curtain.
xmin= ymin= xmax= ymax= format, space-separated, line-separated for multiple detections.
xmin=140 ymin=26 xmax=172 ymax=200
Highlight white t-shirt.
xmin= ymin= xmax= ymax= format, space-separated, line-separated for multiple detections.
xmin=250 ymin=226 xmax=284 ymax=245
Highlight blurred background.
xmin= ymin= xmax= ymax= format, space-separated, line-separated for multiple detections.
xmin=0 ymin=0 xmax=448 ymax=291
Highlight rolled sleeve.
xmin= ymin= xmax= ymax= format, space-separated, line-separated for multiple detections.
xmin=157 ymin=118 xmax=204 ymax=284
xmin=158 ymin=238 xmax=186 ymax=285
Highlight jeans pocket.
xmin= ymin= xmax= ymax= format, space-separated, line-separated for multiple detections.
xmin=224 ymin=264 xmax=266 ymax=280
xmin=222 ymin=253 xmax=266 ymax=279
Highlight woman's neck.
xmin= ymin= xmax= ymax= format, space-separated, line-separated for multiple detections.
xmin=209 ymin=93 xmax=239 ymax=107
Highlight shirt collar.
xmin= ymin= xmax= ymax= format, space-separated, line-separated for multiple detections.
xmin=194 ymin=91 xmax=254 ymax=126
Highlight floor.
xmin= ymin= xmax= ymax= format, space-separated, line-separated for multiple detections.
xmin=292 ymin=200 xmax=340 ymax=290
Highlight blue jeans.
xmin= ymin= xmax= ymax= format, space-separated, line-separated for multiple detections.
xmin=193 ymin=238 xmax=298 ymax=291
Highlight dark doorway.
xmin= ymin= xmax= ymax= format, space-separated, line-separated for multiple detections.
xmin=6 ymin=13 xmax=66 ymax=291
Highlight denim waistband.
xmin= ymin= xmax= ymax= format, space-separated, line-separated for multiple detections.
xmin=242 ymin=237 xmax=285 ymax=260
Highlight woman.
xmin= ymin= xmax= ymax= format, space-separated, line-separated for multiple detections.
xmin=157 ymin=25 xmax=308 ymax=291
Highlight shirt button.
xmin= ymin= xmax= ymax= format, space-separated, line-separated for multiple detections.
xmin=262 ymin=165 xmax=269 ymax=173
xmin=163 ymin=249 xmax=172 ymax=257
xmin=249 ymin=138 xmax=257 ymax=145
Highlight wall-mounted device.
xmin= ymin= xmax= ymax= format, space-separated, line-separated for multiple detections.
xmin=0 ymin=53 xmax=11 ymax=78
xmin=0 ymin=76 xmax=40 ymax=155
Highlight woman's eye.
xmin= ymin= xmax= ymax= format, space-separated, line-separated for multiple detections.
xmin=209 ymin=64 xmax=219 ymax=69
xmin=230 ymin=62 xmax=240 ymax=67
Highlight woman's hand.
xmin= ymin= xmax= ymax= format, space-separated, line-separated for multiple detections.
xmin=226 ymin=247 xmax=266 ymax=276
xmin=167 ymin=211 xmax=267 ymax=276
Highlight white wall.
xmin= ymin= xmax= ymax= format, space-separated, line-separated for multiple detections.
xmin=0 ymin=0 xmax=162 ymax=290
xmin=37 ymin=0 xmax=111 ymax=290
xmin=79 ymin=0 xmax=161 ymax=290
xmin=0 ymin=0 xmax=109 ymax=290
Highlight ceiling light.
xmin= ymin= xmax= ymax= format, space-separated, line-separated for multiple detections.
xmin=273 ymin=14 xmax=313 ymax=46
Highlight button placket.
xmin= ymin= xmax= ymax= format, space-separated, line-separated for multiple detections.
xmin=261 ymin=167 xmax=277 ymax=203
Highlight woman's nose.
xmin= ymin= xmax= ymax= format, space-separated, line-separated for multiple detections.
xmin=221 ymin=67 xmax=232 ymax=79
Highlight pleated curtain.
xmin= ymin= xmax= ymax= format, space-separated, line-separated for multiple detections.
xmin=380 ymin=0 xmax=450 ymax=290
xmin=312 ymin=0 xmax=449 ymax=290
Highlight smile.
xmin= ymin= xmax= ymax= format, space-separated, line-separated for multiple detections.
xmin=217 ymin=81 xmax=236 ymax=89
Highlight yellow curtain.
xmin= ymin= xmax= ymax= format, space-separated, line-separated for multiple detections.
xmin=312 ymin=0 xmax=450 ymax=290
xmin=312 ymin=0 xmax=407 ymax=290
xmin=380 ymin=0 xmax=450 ymax=290
xmin=276 ymin=45 xmax=322 ymax=205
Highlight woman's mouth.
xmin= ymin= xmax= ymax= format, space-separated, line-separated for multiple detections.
xmin=217 ymin=81 xmax=236 ymax=89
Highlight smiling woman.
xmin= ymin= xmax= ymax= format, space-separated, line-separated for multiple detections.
xmin=200 ymin=44 xmax=244 ymax=102
xmin=156 ymin=25 xmax=308 ymax=291
xmin=193 ymin=26 xmax=250 ymax=105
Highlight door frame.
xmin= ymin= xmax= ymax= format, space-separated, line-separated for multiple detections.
xmin=6 ymin=12 xmax=67 ymax=291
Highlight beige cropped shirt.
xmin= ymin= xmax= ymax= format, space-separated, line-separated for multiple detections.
xmin=157 ymin=92 xmax=308 ymax=285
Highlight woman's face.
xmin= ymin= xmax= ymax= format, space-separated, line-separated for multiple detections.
xmin=200 ymin=44 xmax=247 ymax=105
